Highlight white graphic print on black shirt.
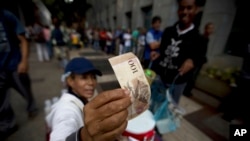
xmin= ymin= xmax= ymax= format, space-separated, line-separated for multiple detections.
xmin=0 ymin=22 xmax=10 ymax=53
xmin=159 ymin=38 xmax=182 ymax=69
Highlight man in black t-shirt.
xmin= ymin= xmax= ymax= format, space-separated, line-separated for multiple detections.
xmin=183 ymin=22 xmax=214 ymax=97
xmin=151 ymin=0 xmax=207 ymax=104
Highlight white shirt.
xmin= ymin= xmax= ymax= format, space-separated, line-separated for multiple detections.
xmin=176 ymin=24 xmax=194 ymax=36
xmin=146 ymin=32 xmax=155 ymax=44
xmin=138 ymin=35 xmax=146 ymax=46
xmin=106 ymin=31 xmax=113 ymax=46
xmin=46 ymin=93 xmax=84 ymax=141
xmin=86 ymin=29 xmax=93 ymax=40
xmin=123 ymin=33 xmax=132 ymax=47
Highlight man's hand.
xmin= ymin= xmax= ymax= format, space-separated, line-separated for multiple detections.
xmin=178 ymin=59 xmax=194 ymax=75
xmin=150 ymin=51 xmax=160 ymax=61
xmin=17 ymin=35 xmax=29 ymax=73
xmin=80 ymin=89 xmax=132 ymax=141
xmin=17 ymin=61 xmax=28 ymax=73
xmin=149 ymin=42 xmax=160 ymax=50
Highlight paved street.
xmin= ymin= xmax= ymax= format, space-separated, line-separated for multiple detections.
xmin=4 ymin=45 xmax=230 ymax=141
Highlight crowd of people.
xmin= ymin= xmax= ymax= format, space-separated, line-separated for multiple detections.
xmin=1 ymin=0 xmax=249 ymax=140
xmin=24 ymin=17 xmax=83 ymax=68
xmin=84 ymin=26 xmax=148 ymax=60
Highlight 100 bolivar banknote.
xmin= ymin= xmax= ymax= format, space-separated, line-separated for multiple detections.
xmin=108 ymin=52 xmax=151 ymax=119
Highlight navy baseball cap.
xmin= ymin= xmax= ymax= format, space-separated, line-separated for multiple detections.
xmin=61 ymin=57 xmax=102 ymax=82
xmin=65 ymin=57 xmax=102 ymax=75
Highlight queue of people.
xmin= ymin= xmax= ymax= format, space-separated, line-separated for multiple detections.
xmin=4 ymin=0 xmax=250 ymax=140
xmin=84 ymin=26 xmax=147 ymax=59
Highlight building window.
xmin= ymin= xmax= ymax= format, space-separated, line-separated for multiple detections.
xmin=125 ymin=11 xmax=132 ymax=29
xmin=106 ymin=18 xmax=110 ymax=28
xmin=113 ymin=16 xmax=117 ymax=28
xmin=141 ymin=5 xmax=152 ymax=30
xmin=225 ymin=1 xmax=249 ymax=57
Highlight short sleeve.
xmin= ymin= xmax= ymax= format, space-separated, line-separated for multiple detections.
xmin=146 ymin=32 xmax=155 ymax=44
xmin=4 ymin=10 xmax=25 ymax=35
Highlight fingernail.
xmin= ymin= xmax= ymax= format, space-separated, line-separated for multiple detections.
xmin=124 ymin=89 xmax=130 ymax=95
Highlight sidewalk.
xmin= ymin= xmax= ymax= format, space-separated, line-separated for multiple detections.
xmin=5 ymin=47 xmax=229 ymax=141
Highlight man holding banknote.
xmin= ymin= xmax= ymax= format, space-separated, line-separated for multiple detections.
xmin=66 ymin=89 xmax=132 ymax=141
xmin=151 ymin=0 xmax=207 ymax=104
xmin=45 ymin=57 xmax=132 ymax=141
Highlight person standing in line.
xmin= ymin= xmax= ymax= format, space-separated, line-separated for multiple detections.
xmin=43 ymin=25 xmax=52 ymax=60
xmin=132 ymin=27 xmax=140 ymax=55
xmin=106 ymin=28 xmax=113 ymax=54
xmin=51 ymin=19 xmax=68 ymax=68
xmin=183 ymin=22 xmax=214 ymax=97
xmin=123 ymin=28 xmax=132 ymax=53
xmin=118 ymin=27 xmax=125 ymax=55
xmin=151 ymin=0 xmax=207 ymax=104
xmin=99 ymin=28 xmax=107 ymax=52
xmin=92 ymin=27 xmax=100 ymax=51
xmin=114 ymin=26 xmax=122 ymax=55
xmin=86 ymin=26 xmax=93 ymax=48
xmin=33 ymin=22 xmax=50 ymax=62
xmin=0 ymin=9 xmax=38 ymax=139
xmin=143 ymin=16 xmax=162 ymax=69
xmin=69 ymin=22 xmax=81 ymax=49
xmin=137 ymin=27 xmax=147 ymax=62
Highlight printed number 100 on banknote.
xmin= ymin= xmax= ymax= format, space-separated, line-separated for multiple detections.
xmin=108 ymin=52 xmax=151 ymax=119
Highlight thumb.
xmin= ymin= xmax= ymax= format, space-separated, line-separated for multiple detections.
xmin=178 ymin=67 xmax=184 ymax=76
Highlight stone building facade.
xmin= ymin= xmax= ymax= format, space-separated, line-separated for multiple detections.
xmin=86 ymin=0 xmax=250 ymax=97
xmin=87 ymin=0 xmax=248 ymax=67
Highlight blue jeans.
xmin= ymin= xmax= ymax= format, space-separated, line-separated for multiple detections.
xmin=46 ymin=41 xmax=53 ymax=59
xmin=166 ymin=83 xmax=187 ymax=104
xmin=93 ymin=40 xmax=100 ymax=51
xmin=123 ymin=46 xmax=131 ymax=53
xmin=0 ymin=71 xmax=37 ymax=132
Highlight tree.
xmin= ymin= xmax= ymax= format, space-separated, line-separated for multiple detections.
xmin=42 ymin=0 xmax=89 ymax=23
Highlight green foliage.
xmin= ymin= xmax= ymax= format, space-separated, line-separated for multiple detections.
xmin=41 ymin=0 xmax=87 ymax=22
xmin=203 ymin=66 xmax=240 ymax=87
